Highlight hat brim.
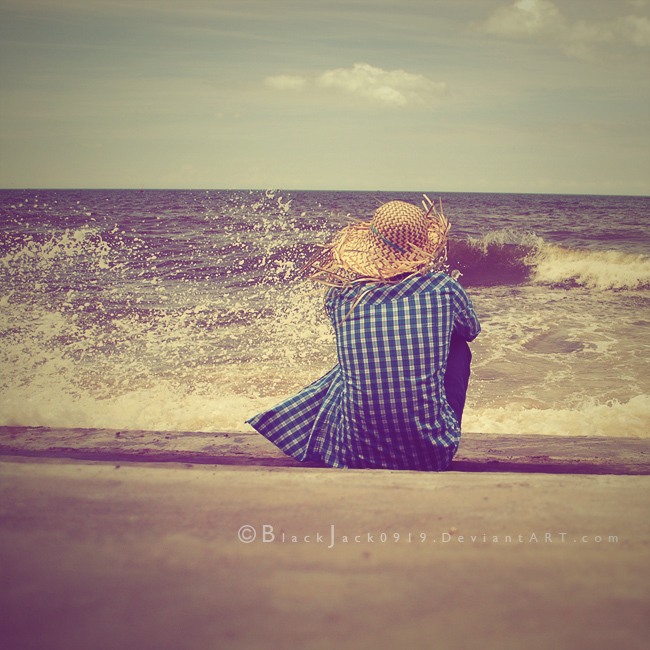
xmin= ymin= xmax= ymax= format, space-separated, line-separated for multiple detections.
xmin=311 ymin=212 xmax=449 ymax=284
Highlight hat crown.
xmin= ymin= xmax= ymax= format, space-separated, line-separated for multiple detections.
xmin=307 ymin=196 xmax=449 ymax=285
xmin=372 ymin=201 xmax=428 ymax=251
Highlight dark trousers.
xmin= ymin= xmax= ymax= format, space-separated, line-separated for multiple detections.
xmin=444 ymin=333 xmax=472 ymax=427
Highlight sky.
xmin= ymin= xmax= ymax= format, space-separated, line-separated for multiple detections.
xmin=0 ymin=0 xmax=649 ymax=194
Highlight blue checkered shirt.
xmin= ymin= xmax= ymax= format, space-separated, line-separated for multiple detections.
xmin=247 ymin=272 xmax=480 ymax=471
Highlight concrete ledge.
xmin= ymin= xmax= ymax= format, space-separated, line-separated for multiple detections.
xmin=0 ymin=426 xmax=648 ymax=474
xmin=1 ymin=433 xmax=649 ymax=649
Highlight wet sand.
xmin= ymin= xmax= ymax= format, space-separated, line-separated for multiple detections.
xmin=0 ymin=428 xmax=649 ymax=650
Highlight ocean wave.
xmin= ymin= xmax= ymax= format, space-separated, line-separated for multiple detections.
xmin=463 ymin=395 xmax=650 ymax=438
xmin=531 ymin=245 xmax=650 ymax=291
xmin=449 ymin=236 xmax=535 ymax=287
xmin=451 ymin=230 xmax=650 ymax=291
xmin=2 ymin=381 xmax=647 ymax=439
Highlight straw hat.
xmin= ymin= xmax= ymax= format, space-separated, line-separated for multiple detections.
xmin=309 ymin=198 xmax=450 ymax=285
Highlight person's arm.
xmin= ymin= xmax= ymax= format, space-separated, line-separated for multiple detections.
xmin=451 ymin=283 xmax=481 ymax=342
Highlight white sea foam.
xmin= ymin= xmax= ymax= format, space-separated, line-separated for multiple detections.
xmin=468 ymin=228 xmax=544 ymax=252
xmin=2 ymin=378 xmax=648 ymax=438
xmin=1 ymin=227 xmax=111 ymax=269
xmin=531 ymin=244 xmax=650 ymax=290
xmin=464 ymin=395 xmax=650 ymax=438
xmin=0 ymin=381 xmax=284 ymax=432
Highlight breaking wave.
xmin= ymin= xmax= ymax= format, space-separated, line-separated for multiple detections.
xmin=452 ymin=230 xmax=650 ymax=291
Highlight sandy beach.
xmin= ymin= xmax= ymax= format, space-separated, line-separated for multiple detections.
xmin=1 ymin=428 xmax=649 ymax=650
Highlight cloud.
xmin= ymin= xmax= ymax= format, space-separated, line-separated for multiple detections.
xmin=562 ymin=14 xmax=650 ymax=58
xmin=475 ymin=0 xmax=650 ymax=59
xmin=316 ymin=62 xmax=447 ymax=107
xmin=481 ymin=0 xmax=565 ymax=38
xmin=263 ymin=63 xmax=447 ymax=108
xmin=263 ymin=75 xmax=306 ymax=91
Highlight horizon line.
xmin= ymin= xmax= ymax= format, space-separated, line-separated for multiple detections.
xmin=1 ymin=187 xmax=648 ymax=198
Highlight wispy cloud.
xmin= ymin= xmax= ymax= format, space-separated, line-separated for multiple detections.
xmin=264 ymin=75 xmax=307 ymax=91
xmin=474 ymin=0 xmax=650 ymax=60
xmin=264 ymin=62 xmax=447 ymax=109
xmin=479 ymin=0 xmax=564 ymax=38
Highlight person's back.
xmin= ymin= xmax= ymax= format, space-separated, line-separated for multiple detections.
xmin=315 ymin=272 xmax=479 ymax=470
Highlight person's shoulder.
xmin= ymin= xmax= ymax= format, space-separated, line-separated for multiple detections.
xmin=418 ymin=272 xmax=472 ymax=299
xmin=419 ymin=271 xmax=458 ymax=290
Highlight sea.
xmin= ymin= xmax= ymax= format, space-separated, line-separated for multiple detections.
xmin=0 ymin=189 xmax=648 ymax=438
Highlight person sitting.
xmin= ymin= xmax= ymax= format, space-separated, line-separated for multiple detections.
xmin=247 ymin=199 xmax=481 ymax=471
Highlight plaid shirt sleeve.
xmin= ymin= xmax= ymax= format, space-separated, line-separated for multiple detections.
xmin=247 ymin=272 xmax=480 ymax=471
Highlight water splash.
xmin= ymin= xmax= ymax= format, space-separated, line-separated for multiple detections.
xmin=532 ymin=245 xmax=650 ymax=290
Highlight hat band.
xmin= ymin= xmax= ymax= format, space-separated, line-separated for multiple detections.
xmin=370 ymin=225 xmax=407 ymax=255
